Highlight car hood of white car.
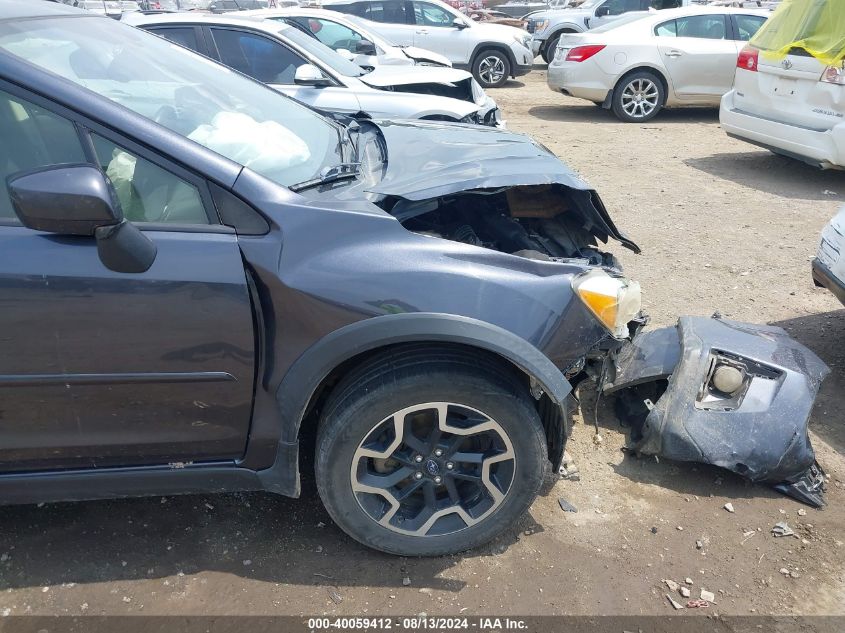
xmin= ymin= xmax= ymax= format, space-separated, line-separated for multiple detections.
xmin=358 ymin=65 xmax=477 ymax=90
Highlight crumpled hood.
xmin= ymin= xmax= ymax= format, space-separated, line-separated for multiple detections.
xmin=359 ymin=64 xmax=474 ymax=89
xmin=399 ymin=46 xmax=452 ymax=68
xmin=366 ymin=119 xmax=638 ymax=252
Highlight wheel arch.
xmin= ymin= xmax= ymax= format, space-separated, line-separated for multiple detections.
xmin=256 ymin=314 xmax=573 ymax=496
xmin=543 ymin=25 xmax=580 ymax=53
xmin=614 ymin=65 xmax=671 ymax=105
xmin=469 ymin=42 xmax=517 ymax=77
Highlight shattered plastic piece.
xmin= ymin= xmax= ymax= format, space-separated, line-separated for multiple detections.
xmin=667 ymin=594 xmax=685 ymax=610
xmin=771 ymin=522 xmax=795 ymax=538
xmin=664 ymin=579 xmax=680 ymax=592
xmin=685 ymin=578 xmax=694 ymax=585
xmin=680 ymin=586 xmax=691 ymax=598
xmin=700 ymin=589 xmax=715 ymax=602
xmin=558 ymin=498 xmax=578 ymax=513
xmin=607 ymin=317 xmax=829 ymax=505
xmin=724 ymin=503 xmax=735 ymax=513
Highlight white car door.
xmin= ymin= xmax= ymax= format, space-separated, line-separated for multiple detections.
xmin=655 ymin=13 xmax=740 ymax=101
xmin=207 ymin=26 xmax=363 ymax=114
xmin=409 ymin=1 xmax=469 ymax=66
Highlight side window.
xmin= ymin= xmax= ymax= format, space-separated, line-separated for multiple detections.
xmin=149 ymin=27 xmax=201 ymax=53
xmin=413 ymin=2 xmax=454 ymax=27
xmin=734 ymin=15 xmax=766 ymax=42
xmin=0 ymin=89 xmax=86 ymax=220
xmin=360 ymin=1 xmax=410 ymax=24
xmin=91 ymin=134 xmax=209 ymax=225
xmin=674 ymin=14 xmax=727 ymax=40
xmin=305 ymin=19 xmax=365 ymax=51
xmin=210 ymin=28 xmax=306 ymax=84
xmin=601 ymin=0 xmax=641 ymax=16
xmin=654 ymin=19 xmax=677 ymax=37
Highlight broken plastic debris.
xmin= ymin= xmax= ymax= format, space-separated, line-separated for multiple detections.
xmin=666 ymin=594 xmax=684 ymax=610
xmin=558 ymin=498 xmax=578 ymax=513
xmin=771 ymin=522 xmax=795 ymax=538
xmin=724 ymin=503 xmax=735 ymax=513
xmin=664 ymin=579 xmax=680 ymax=592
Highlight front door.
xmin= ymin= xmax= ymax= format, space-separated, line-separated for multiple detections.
xmin=656 ymin=13 xmax=739 ymax=101
xmin=410 ymin=1 xmax=467 ymax=66
xmin=0 ymin=86 xmax=256 ymax=472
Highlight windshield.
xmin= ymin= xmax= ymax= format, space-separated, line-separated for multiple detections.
xmin=280 ymin=25 xmax=367 ymax=77
xmin=750 ymin=0 xmax=845 ymax=65
xmin=576 ymin=0 xmax=603 ymax=9
xmin=0 ymin=15 xmax=343 ymax=188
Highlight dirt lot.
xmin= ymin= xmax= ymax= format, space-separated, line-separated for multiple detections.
xmin=2 ymin=67 xmax=845 ymax=621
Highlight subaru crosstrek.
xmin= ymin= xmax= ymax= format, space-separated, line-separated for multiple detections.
xmin=0 ymin=0 xmax=828 ymax=557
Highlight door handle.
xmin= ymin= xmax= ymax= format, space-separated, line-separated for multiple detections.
xmin=665 ymin=50 xmax=683 ymax=58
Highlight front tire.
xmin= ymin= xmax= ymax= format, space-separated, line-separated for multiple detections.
xmin=472 ymin=49 xmax=511 ymax=89
xmin=611 ymin=70 xmax=665 ymax=123
xmin=315 ymin=347 xmax=547 ymax=556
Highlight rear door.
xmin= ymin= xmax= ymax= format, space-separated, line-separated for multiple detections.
xmin=203 ymin=25 xmax=364 ymax=115
xmin=358 ymin=0 xmax=418 ymax=47
xmin=655 ymin=13 xmax=739 ymax=101
xmin=0 ymin=85 xmax=256 ymax=472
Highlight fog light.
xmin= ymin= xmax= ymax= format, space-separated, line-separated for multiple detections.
xmin=711 ymin=364 xmax=744 ymax=395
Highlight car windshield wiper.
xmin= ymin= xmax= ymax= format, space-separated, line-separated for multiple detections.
xmin=289 ymin=162 xmax=361 ymax=193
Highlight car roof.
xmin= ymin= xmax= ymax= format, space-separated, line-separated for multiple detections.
xmin=123 ymin=11 xmax=295 ymax=34
xmin=0 ymin=0 xmax=86 ymax=21
xmin=643 ymin=5 xmax=770 ymax=20
xmin=237 ymin=7 xmax=364 ymax=21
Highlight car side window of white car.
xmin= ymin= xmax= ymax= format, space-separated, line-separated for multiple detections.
xmin=413 ymin=2 xmax=454 ymax=27
xmin=358 ymin=1 xmax=413 ymax=25
xmin=655 ymin=15 xmax=728 ymax=40
xmin=301 ymin=18 xmax=365 ymax=52
xmin=210 ymin=28 xmax=308 ymax=85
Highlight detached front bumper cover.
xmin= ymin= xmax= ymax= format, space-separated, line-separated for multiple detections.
xmin=605 ymin=316 xmax=830 ymax=507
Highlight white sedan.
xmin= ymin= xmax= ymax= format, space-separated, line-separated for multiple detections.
xmin=547 ymin=6 xmax=768 ymax=122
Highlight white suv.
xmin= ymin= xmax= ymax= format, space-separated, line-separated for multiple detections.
xmin=322 ymin=0 xmax=534 ymax=88
xmin=720 ymin=2 xmax=845 ymax=169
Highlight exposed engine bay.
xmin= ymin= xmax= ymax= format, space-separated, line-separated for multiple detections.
xmin=382 ymin=184 xmax=622 ymax=268
xmin=382 ymin=77 xmax=476 ymax=104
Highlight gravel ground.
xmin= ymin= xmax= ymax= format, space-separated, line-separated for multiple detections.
xmin=1 ymin=67 xmax=845 ymax=620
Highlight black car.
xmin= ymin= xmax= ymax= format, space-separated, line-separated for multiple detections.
xmin=0 ymin=0 xmax=828 ymax=556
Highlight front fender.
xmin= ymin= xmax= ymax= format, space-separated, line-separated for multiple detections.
xmin=256 ymin=313 xmax=572 ymax=497
xmin=277 ymin=313 xmax=573 ymax=445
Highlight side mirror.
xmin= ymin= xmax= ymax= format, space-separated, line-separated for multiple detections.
xmin=354 ymin=39 xmax=377 ymax=56
xmin=294 ymin=63 xmax=332 ymax=87
xmin=452 ymin=17 xmax=468 ymax=29
xmin=596 ymin=6 xmax=611 ymax=16
xmin=336 ymin=47 xmax=356 ymax=61
xmin=8 ymin=165 xmax=157 ymax=273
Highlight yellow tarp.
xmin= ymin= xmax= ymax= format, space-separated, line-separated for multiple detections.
xmin=750 ymin=0 xmax=845 ymax=66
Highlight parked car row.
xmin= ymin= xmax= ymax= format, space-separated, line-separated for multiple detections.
xmin=0 ymin=0 xmax=830 ymax=558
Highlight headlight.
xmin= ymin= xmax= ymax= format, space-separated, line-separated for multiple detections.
xmin=535 ymin=19 xmax=549 ymax=33
xmin=572 ymin=269 xmax=641 ymax=338
xmin=513 ymin=33 xmax=531 ymax=49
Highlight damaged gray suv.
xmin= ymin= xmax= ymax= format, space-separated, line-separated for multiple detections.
xmin=0 ymin=0 xmax=828 ymax=557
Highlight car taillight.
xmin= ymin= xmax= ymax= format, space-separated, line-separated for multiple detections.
xmin=737 ymin=45 xmax=759 ymax=72
xmin=565 ymin=45 xmax=606 ymax=63
xmin=821 ymin=65 xmax=845 ymax=85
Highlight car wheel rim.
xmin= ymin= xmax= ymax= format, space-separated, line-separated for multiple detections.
xmin=350 ymin=402 xmax=515 ymax=537
xmin=479 ymin=56 xmax=506 ymax=85
xmin=620 ymin=78 xmax=659 ymax=118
